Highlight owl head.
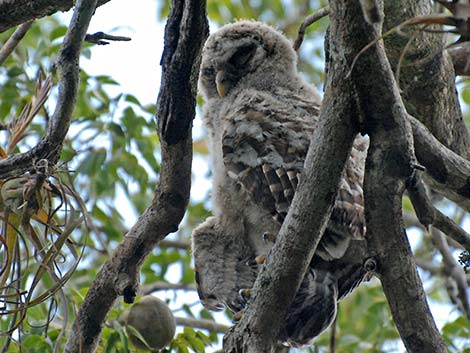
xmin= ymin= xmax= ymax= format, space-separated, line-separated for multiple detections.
xmin=199 ymin=20 xmax=297 ymax=100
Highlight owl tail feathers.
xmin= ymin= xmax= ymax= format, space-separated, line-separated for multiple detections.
xmin=315 ymin=228 xmax=351 ymax=261
xmin=279 ymin=270 xmax=339 ymax=347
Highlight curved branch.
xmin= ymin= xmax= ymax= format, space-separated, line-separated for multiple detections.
xmin=0 ymin=0 xmax=96 ymax=178
xmin=407 ymin=173 xmax=470 ymax=251
xmin=64 ymin=1 xmax=208 ymax=352
xmin=410 ymin=115 xmax=470 ymax=213
xmin=293 ymin=7 xmax=330 ymax=52
xmin=0 ymin=20 xmax=33 ymax=65
xmin=431 ymin=228 xmax=470 ymax=320
xmin=0 ymin=0 xmax=111 ymax=33
xmin=448 ymin=47 xmax=470 ymax=76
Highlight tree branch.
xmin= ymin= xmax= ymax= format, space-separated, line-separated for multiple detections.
xmin=0 ymin=20 xmax=33 ymax=65
xmin=159 ymin=238 xmax=190 ymax=250
xmin=383 ymin=1 xmax=470 ymax=159
xmin=340 ymin=0 xmax=447 ymax=352
xmin=431 ymin=228 xmax=470 ymax=320
xmin=407 ymin=173 xmax=470 ymax=251
xmin=448 ymin=46 xmax=470 ymax=76
xmin=139 ymin=281 xmax=196 ymax=296
xmin=293 ymin=7 xmax=330 ymax=52
xmin=0 ymin=0 xmax=111 ymax=33
xmin=0 ymin=0 xmax=96 ymax=178
xmin=63 ymin=1 xmax=208 ymax=352
xmin=410 ymin=115 xmax=470 ymax=213
xmin=175 ymin=317 xmax=229 ymax=334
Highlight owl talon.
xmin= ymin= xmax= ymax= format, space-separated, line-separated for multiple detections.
xmin=239 ymin=288 xmax=252 ymax=302
xmin=232 ymin=309 xmax=245 ymax=322
xmin=245 ymin=255 xmax=265 ymax=267
xmin=263 ymin=232 xmax=276 ymax=244
xmin=255 ymin=255 xmax=266 ymax=265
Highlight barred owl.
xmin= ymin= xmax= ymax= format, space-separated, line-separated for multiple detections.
xmin=192 ymin=20 xmax=370 ymax=347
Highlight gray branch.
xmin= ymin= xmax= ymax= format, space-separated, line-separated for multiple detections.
xmin=340 ymin=0 xmax=447 ymax=353
xmin=139 ymin=281 xmax=196 ymax=296
xmin=431 ymin=228 xmax=470 ymax=320
xmin=410 ymin=116 xmax=470 ymax=213
xmin=334 ymin=0 xmax=446 ymax=352
xmin=0 ymin=0 xmax=111 ymax=33
xmin=63 ymin=0 xmax=208 ymax=352
xmin=0 ymin=20 xmax=33 ymax=65
xmin=159 ymin=239 xmax=191 ymax=250
xmin=0 ymin=0 xmax=96 ymax=178
xmin=448 ymin=47 xmax=470 ymax=76
xmin=407 ymin=173 xmax=470 ymax=251
xmin=383 ymin=1 xmax=470 ymax=159
xmin=175 ymin=317 xmax=229 ymax=334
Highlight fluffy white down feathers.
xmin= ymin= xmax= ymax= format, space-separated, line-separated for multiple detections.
xmin=192 ymin=20 xmax=370 ymax=347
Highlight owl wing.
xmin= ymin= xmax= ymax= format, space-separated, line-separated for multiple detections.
xmin=222 ymin=90 xmax=316 ymax=223
xmin=221 ymin=89 xmax=367 ymax=259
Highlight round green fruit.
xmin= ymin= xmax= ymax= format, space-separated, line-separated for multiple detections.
xmin=125 ymin=295 xmax=176 ymax=351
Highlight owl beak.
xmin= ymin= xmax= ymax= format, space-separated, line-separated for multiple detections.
xmin=215 ymin=70 xmax=231 ymax=97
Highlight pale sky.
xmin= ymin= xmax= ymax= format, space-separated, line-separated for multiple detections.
xmin=80 ymin=0 xmax=164 ymax=106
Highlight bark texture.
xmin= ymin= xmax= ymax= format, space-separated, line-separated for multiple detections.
xmin=383 ymin=0 xmax=470 ymax=159
xmin=341 ymin=1 xmax=447 ymax=351
xmin=411 ymin=116 xmax=470 ymax=213
xmin=63 ymin=1 xmax=208 ymax=352
xmin=0 ymin=0 xmax=111 ymax=33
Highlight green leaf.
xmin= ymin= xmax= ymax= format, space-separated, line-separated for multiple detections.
xmin=49 ymin=26 xmax=67 ymax=41
xmin=7 ymin=66 xmax=23 ymax=77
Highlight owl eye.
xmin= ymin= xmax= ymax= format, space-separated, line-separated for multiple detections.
xmin=201 ymin=66 xmax=215 ymax=77
xmin=229 ymin=44 xmax=257 ymax=67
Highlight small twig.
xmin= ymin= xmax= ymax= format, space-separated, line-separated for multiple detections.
xmin=329 ymin=307 xmax=337 ymax=353
xmin=433 ymin=209 xmax=470 ymax=251
xmin=139 ymin=281 xmax=196 ymax=296
xmin=0 ymin=20 xmax=34 ymax=65
xmin=448 ymin=46 xmax=470 ymax=76
xmin=406 ymin=172 xmax=434 ymax=229
xmin=159 ymin=239 xmax=190 ymax=250
xmin=407 ymin=173 xmax=470 ymax=252
xmin=431 ymin=228 xmax=470 ymax=320
xmin=293 ymin=7 xmax=330 ymax=52
xmin=84 ymin=31 xmax=131 ymax=45
xmin=415 ymin=259 xmax=440 ymax=275
xmin=174 ymin=317 xmax=229 ymax=333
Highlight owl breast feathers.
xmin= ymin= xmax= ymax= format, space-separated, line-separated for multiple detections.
xmin=192 ymin=20 xmax=371 ymax=347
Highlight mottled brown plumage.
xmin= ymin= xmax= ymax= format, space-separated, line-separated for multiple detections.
xmin=192 ymin=20 xmax=370 ymax=347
